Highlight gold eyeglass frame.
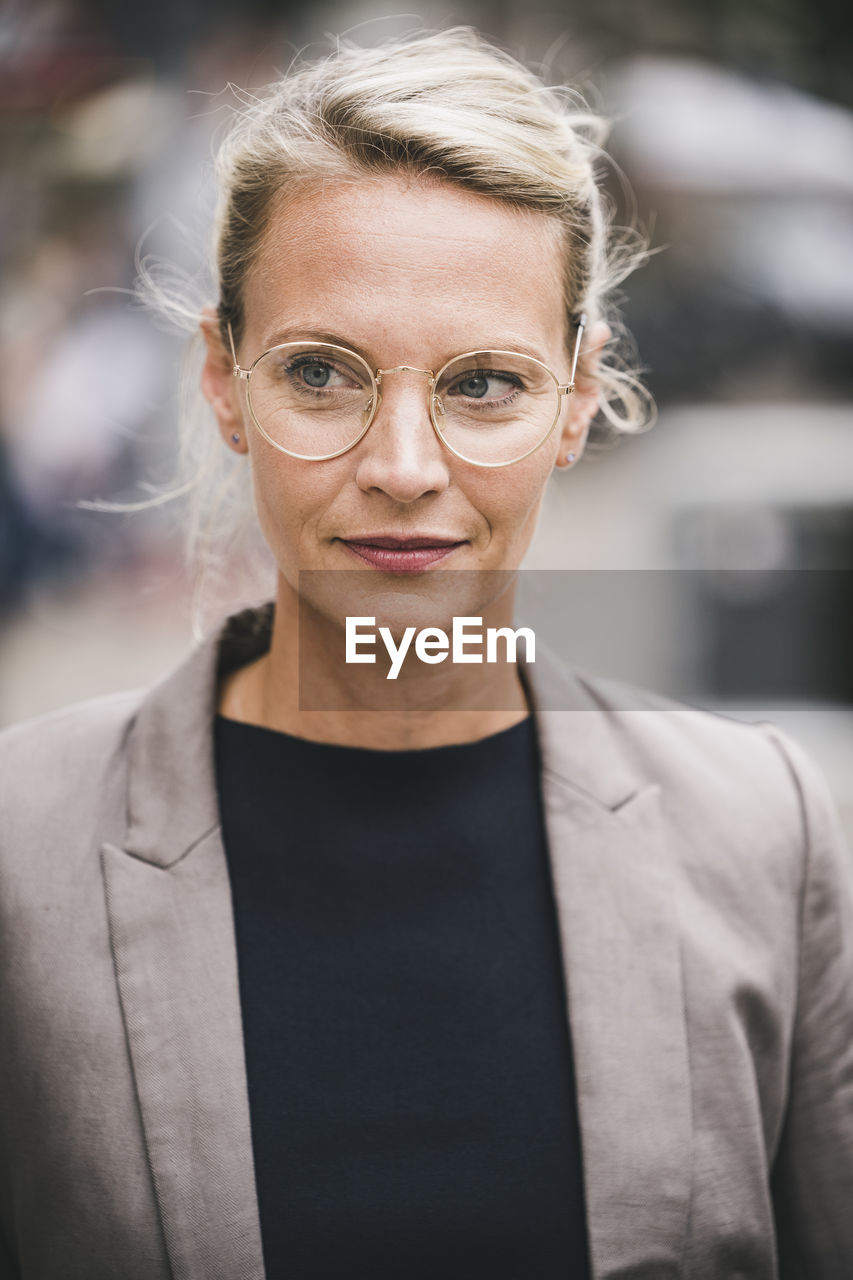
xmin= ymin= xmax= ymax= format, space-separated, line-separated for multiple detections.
xmin=227 ymin=312 xmax=587 ymax=469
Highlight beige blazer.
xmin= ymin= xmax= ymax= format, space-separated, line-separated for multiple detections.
xmin=1 ymin=600 xmax=851 ymax=1279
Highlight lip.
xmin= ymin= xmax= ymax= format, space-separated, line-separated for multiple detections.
xmin=338 ymin=534 xmax=467 ymax=573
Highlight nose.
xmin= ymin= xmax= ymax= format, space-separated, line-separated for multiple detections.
xmin=354 ymin=369 xmax=451 ymax=503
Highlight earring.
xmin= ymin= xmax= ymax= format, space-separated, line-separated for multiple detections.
xmin=231 ymin=432 xmax=241 ymax=444
xmin=566 ymin=452 xmax=576 ymax=464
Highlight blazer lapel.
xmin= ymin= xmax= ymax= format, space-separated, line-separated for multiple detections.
xmin=102 ymin=830 xmax=264 ymax=1280
xmin=523 ymin=648 xmax=691 ymax=1279
xmin=101 ymin=608 xmax=270 ymax=1280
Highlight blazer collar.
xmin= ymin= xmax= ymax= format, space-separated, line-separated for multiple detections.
xmin=107 ymin=599 xmax=690 ymax=1279
xmin=123 ymin=601 xmax=276 ymax=867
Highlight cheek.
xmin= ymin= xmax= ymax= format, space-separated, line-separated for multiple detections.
xmin=248 ymin=453 xmax=332 ymax=560
xmin=470 ymin=455 xmax=553 ymax=541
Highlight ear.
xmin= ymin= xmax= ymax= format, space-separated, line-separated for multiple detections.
xmin=199 ymin=304 xmax=249 ymax=454
xmin=555 ymin=320 xmax=612 ymax=469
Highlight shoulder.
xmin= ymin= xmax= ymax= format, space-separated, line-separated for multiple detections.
xmin=0 ymin=687 xmax=146 ymax=854
xmin=0 ymin=685 xmax=146 ymax=769
xmin=532 ymin=645 xmax=814 ymax=820
xmin=584 ymin=669 xmax=809 ymax=813
xmin=531 ymin=648 xmax=850 ymax=904
xmin=582 ymin=670 xmax=853 ymax=947
xmin=595 ymin=670 xmax=832 ymax=828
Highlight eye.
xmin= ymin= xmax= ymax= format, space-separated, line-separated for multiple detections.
xmin=299 ymin=360 xmax=333 ymax=388
xmin=286 ymin=355 xmax=364 ymax=391
xmin=447 ymin=369 xmax=522 ymax=402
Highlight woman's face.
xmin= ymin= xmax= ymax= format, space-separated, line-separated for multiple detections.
xmin=202 ymin=174 xmax=603 ymax=633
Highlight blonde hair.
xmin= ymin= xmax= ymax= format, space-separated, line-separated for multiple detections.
xmin=134 ymin=26 xmax=655 ymax=634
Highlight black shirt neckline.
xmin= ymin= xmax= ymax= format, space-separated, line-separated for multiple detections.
xmin=214 ymin=710 xmax=534 ymax=760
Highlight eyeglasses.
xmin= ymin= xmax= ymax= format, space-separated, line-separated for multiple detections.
xmin=228 ymin=312 xmax=586 ymax=468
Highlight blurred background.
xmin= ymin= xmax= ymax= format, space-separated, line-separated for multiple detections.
xmin=1 ymin=0 xmax=852 ymax=838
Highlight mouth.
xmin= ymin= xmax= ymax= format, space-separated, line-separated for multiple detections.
xmin=338 ymin=534 xmax=468 ymax=574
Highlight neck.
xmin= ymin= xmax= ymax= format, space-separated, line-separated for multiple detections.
xmin=218 ymin=575 xmax=532 ymax=750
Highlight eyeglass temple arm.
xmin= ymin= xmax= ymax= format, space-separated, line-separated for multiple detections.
xmin=226 ymin=320 xmax=248 ymax=378
xmin=559 ymin=312 xmax=588 ymax=395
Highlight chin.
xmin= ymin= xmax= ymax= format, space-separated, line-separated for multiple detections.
xmin=298 ymin=564 xmax=514 ymax=642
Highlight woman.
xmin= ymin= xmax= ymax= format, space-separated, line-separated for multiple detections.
xmin=1 ymin=27 xmax=851 ymax=1280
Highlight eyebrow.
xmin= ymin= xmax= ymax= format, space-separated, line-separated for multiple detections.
xmin=259 ymin=324 xmax=550 ymax=363
xmin=262 ymin=325 xmax=362 ymax=352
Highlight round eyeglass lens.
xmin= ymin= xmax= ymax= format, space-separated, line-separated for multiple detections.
xmin=247 ymin=342 xmax=376 ymax=459
xmin=432 ymin=351 xmax=561 ymax=466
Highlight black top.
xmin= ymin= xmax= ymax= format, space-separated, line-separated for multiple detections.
xmin=214 ymin=712 xmax=591 ymax=1280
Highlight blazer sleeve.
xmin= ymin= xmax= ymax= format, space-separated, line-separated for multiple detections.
xmin=761 ymin=725 xmax=853 ymax=1279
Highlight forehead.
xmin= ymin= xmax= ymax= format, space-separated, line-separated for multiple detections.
xmin=241 ymin=175 xmax=568 ymax=357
